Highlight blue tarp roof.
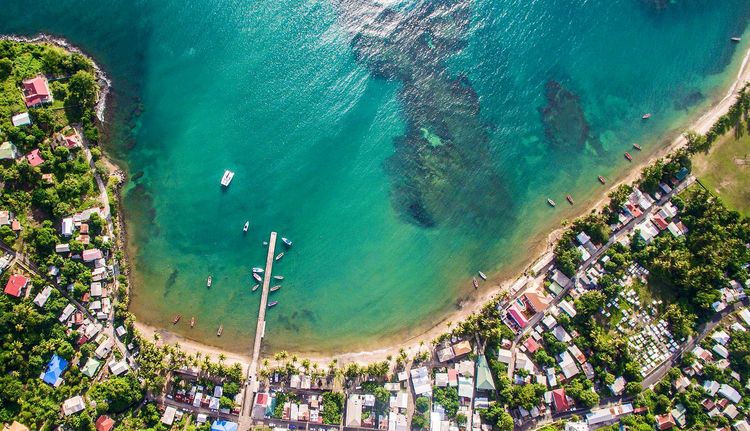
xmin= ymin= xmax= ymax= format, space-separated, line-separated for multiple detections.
xmin=42 ymin=354 xmax=68 ymax=385
xmin=211 ymin=421 xmax=238 ymax=431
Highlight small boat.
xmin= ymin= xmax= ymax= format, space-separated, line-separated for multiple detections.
xmin=172 ymin=314 xmax=182 ymax=324
xmin=270 ymin=285 xmax=281 ymax=292
xmin=275 ymin=252 xmax=284 ymax=261
xmin=624 ymin=152 xmax=633 ymax=161
xmin=206 ymin=275 xmax=212 ymax=288
xmin=472 ymin=277 xmax=479 ymax=289
xmin=547 ymin=198 xmax=556 ymax=207
xmin=641 ymin=113 xmax=651 ymax=120
xmin=243 ymin=221 xmax=249 ymax=232
xmin=478 ymin=271 xmax=487 ymax=280
xmin=220 ymin=170 xmax=235 ymax=187
xmin=252 ymin=267 xmax=264 ymax=273
xmin=252 ymin=283 xmax=259 ymax=292
xmin=598 ymin=175 xmax=606 ymax=184
xmin=731 ymin=37 xmax=741 ymax=43
xmin=268 ymin=301 xmax=278 ymax=308
xmin=217 ymin=325 xmax=223 ymax=336
xmin=566 ymin=195 xmax=574 ymax=205
xmin=263 ymin=241 xmax=268 ymax=246
xmin=273 ymin=275 xmax=284 ymax=280
xmin=253 ymin=273 xmax=262 ymax=282
xmin=190 ymin=316 xmax=195 ymax=328
xmin=281 ymin=237 xmax=293 ymax=247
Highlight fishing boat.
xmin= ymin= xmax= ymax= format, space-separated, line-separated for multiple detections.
xmin=217 ymin=325 xmax=223 ymax=336
xmin=252 ymin=267 xmax=264 ymax=273
xmin=472 ymin=277 xmax=479 ymax=289
xmin=220 ymin=170 xmax=234 ymax=187
xmin=275 ymin=252 xmax=284 ymax=261
xmin=270 ymin=285 xmax=281 ymax=292
xmin=641 ymin=113 xmax=651 ymax=120
xmin=547 ymin=198 xmax=556 ymax=207
xmin=598 ymin=175 xmax=606 ymax=184
xmin=268 ymin=301 xmax=278 ymax=308
xmin=252 ymin=273 xmax=262 ymax=282
xmin=731 ymin=37 xmax=742 ymax=43
xmin=624 ymin=152 xmax=633 ymax=161
xmin=566 ymin=195 xmax=574 ymax=205
xmin=243 ymin=221 xmax=249 ymax=232
xmin=252 ymin=283 xmax=259 ymax=292
xmin=273 ymin=275 xmax=284 ymax=280
xmin=172 ymin=314 xmax=182 ymax=324
xmin=633 ymin=143 xmax=642 ymax=150
xmin=281 ymin=237 xmax=293 ymax=247
xmin=478 ymin=271 xmax=487 ymax=280
xmin=190 ymin=316 xmax=195 ymax=328
xmin=206 ymin=275 xmax=212 ymax=288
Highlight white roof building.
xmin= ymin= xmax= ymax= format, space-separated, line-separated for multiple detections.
xmin=703 ymin=380 xmax=720 ymax=396
xmin=59 ymin=303 xmax=75 ymax=323
xmin=108 ymin=359 xmax=128 ymax=376
xmin=95 ymin=338 xmax=114 ymax=359
xmin=558 ymin=352 xmax=579 ymax=380
xmin=609 ymin=376 xmax=626 ymax=396
xmin=90 ymin=282 xmax=103 ymax=297
xmin=62 ymin=395 xmax=86 ymax=416
xmin=161 ymin=406 xmax=177 ymax=425
xmin=739 ymin=309 xmax=750 ymax=327
xmin=345 ymin=394 xmax=362 ymax=428
xmin=33 ymin=286 xmax=53 ymax=308
xmin=62 ymin=217 xmax=74 ymax=237
xmin=720 ymin=384 xmax=742 ymax=404
xmin=497 ymin=348 xmax=513 ymax=365
xmin=714 ymin=344 xmax=730 ymax=359
xmin=410 ymin=367 xmax=432 ymax=396
xmin=713 ymin=331 xmax=731 ymax=345
xmin=11 ymin=112 xmax=31 ymax=127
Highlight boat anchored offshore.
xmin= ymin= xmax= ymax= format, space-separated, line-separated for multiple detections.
xmin=217 ymin=325 xmax=223 ymax=336
xmin=220 ymin=170 xmax=234 ymax=187
xmin=252 ymin=267 xmax=264 ymax=273
xmin=252 ymin=273 xmax=262 ymax=282
xmin=172 ymin=314 xmax=182 ymax=324
xmin=281 ymin=237 xmax=293 ymax=247
xmin=624 ymin=152 xmax=633 ymax=161
xmin=547 ymin=198 xmax=556 ymax=207
xmin=731 ymin=37 xmax=741 ymax=43
xmin=273 ymin=275 xmax=284 ymax=280
xmin=243 ymin=221 xmax=249 ymax=232
xmin=190 ymin=316 xmax=195 ymax=328
xmin=252 ymin=284 xmax=259 ymax=292
xmin=478 ymin=271 xmax=487 ymax=280
xmin=472 ymin=277 xmax=479 ymax=289
xmin=275 ymin=252 xmax=284 ymax=261
xmin=567 ymin=195 xmax=574 ymax=205
xmin=270 ymin=285 xmax=281 ymax=292
xmin=206 ymin=275 xmax=212 ymax=288
xmin=598 ymin=175 xmax=606 ymax=184
xmin=641 ymin=113 xmax=651 ymax=120
xmin=268 ymin=301 xmax=278 ymax=308
xmin=633 ymin=143 xmax=642 ymax=150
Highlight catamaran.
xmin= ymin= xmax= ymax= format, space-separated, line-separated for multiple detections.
xmin=220 ymin=170 xmax=235 ymax=187
xmin=243 ymin=221 xmax=249 ymax=232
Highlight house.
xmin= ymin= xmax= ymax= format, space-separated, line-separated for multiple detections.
xmin=95 ymin=338 xmax=114 ymax=359
xmin=735 ymin=420 xmax=750 ymax=431
xmin=62 ymin=217 xmax=74 ymax=237
xmin=82 ymin=248 xmax=103 ymax=262
xmin=551 ymin=269 xmax=571 ymax=287
xmin=576 ymin=231 xmax=591 ymax=245
xmin=161 ymin=406 xmax=177 ymax=425
xmin=62 ymin=395 xmax=86 ymax=416
xmin=671 ymin=404 xmax=686 ymax=427
xmin=525 ymin=291 xmax=551 ymax=314
xmin=552 ymin=388 xmax=570 ymax=412
xmin=4 ymin=422 xmax=30 ymax=431
xmin=90 ymin=282 xmax=103 ymax=297
xmin=41 ymin=354 xmax=69 ymax=387
xmin=652 ymin=214 xmax=669 ymax=231
xmin=108 ymin=359 xmax=128 ymax=376
xmin=564 ymin=422 xmax=589 ymax=431
xmin=81 ymin=357 xmax=101 ymax=378
xmin=22 ymin=76 xmax=53 ymax=107
xmin=210 ymin=420 xmax=238 ymax=431
xmin=558 ymin=351 xmax=579 ymax=379
xmin=33 ymin=285 xmax=53 ymax=307
xmin=0 ymin=141 xmax=18 ymax=160
xmin=714 ymin=344 xmax=730 ymax=359
xmin=475 ymin=355 xmax=496 ymax=391
xmin=11 ymin=112 xmax=31 ymax=127
xmin=713 ymin=330 xmax=731 ymax=345
xmin=4 ymin=274 xmax=28 ymax=297
xmin=568 ymin=344 xmax=586 ymax=364
xmin=524 ymin=337 xmax=541 ymax=353
xmin=553 ymin=325 xmax=572 ymax=343
xmin=55 ymin=129 xmax=83 ymax=149
xmin=0 ymin=210 xmax=12 ymax=226
xmin=558 ymin=300 xmax=577 ymax=317
xmin=585 ymin=403 xmax=633 ymax=426
xmin=25 ymin=149 xmax=44 ymax=167
xmin=410 ymin=366 xmax=432 ymax=396
xmin=346 ymin=394 xmax=363 ymax=427
xmin=720 ymin=384 xmax=742 ymax=403
xmin=498 ymin=348 xmax=513 ymax=365
xmin=609 ymin=376 xmax=626 ymax=396
xmin=655 ymin=413 xmax=675 ymax=430
xmin=452 ymin=340 xmax=472 ymax=358
xmin=508 ymin=305 xmax=528 ymax=329
xmin=95 ymin=416 xmax=115 ymax=431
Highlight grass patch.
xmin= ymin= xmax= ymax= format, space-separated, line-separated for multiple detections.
xmin=693 ymin=132 xmax=750 ymax=216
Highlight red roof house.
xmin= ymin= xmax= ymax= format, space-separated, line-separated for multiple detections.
xmin=652 ymin=214 xmax=669 ymax=231
xmin=26 ymin=149 xmax=44 ymax=167
xmin=656 ymin=413 xmax=675 ymax=430
xmin=4 ymin=274 xmax=29 ymax=297
xmin=524 ymin=337 xmax=541 ymax=354
xmin=524 ymin=291 xmax=551 ymax=314
xmin=508 ymin=305 xmax=528 ymax=329
xmin=551 ymin=388 xmax=570 ymax=412
xmin=22 ymin=76 xmax=53 ymax=107
xmin=95 ymin=415 xmax=115 ymax=431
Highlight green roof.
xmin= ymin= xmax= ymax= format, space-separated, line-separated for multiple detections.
xmin=0 ymin=141 xmax=17 ymax=160
xmin=80 ymin=358 xmax=101 ymax=378
xmin=476 ymin=354 xmax=496 ymax=391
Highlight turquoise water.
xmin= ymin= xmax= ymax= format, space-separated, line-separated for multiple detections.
xmin=2 ymin=1 xmax=749 ymax=354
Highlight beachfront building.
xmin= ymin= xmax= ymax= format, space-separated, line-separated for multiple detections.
xmin=21 ymin=76 xmax=53 ymax=107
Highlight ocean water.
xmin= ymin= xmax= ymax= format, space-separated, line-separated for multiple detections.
xmin=1 ymin=0 xmax=749 ymax=354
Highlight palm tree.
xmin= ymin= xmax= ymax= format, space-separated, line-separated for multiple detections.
xmin=219 ymin=353 xmax=227 ymax=363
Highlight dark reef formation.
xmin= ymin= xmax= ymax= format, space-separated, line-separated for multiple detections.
xmin=335 ymin=0 xmax=511 ymax=228
xmin=539 ymin=80 xmax=603 ymax=156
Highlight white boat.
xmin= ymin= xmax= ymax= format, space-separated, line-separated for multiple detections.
xmin=281 ymin=237 xmax=293 ymax=246
xmin=252 ymin=267 xmax=264 ymax=273
xmin=243 ymin=221 xmax=249 ymax=232
xmin=273 ymin=275 xmax=284 ymax=280
xmin=478 ymin=271 xmax=487 ymax=280
xmin=220 ymin=170 xmax=235 ymax=187
xmin=253 ymin=273 xmax=262 ymax=282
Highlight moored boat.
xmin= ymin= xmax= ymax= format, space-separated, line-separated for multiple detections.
xmin=268 ymin=301 xmax=278 ymax=308
xmin=275 ymin=252 xmax=284 ymax=261
xmin=598 ymin=175 xmax=606 ymax=184
xmin=273 ymin=275 xmax=284 ymax=280
xmin=633 ymin=143 xmax=642 ymax=150
xmin=243 ymin=221 xmax=249 ymax=232
xmin=478 ymin=271 xmax=487 ymax=280
xmin=270 ymin=285 xmax=281 ymax=292
xmin=253 ymin=273 xmax=262 ymax=282
xmin=281 ymin=237 xmax=293 ymax=247
xmin=731 ymin=37 xmax=741 ymax=43
xmin=220 ymin=170 xmax=234 ymax=187
xmin=547 ymin=198 xmax=556 ymax=207
xmin=624 ymin=152 xmax=633 ymax=161
xmin=206 ymin=275 xmax=212 ymax=288
xmin=641 ymin=113 xmax=651 ymax=120
xmin=566 ymin=195 xmax=574 ymax=205
xmin=472 ymin=277 xmax=479 ymax=289
xmin=252 ymin=267 xmax=264 ymax=273
xmin=172 ymin=314 xmax=182 ymax=324
xmin=190 ymin=316 xmax=195 ymax=328
xmin=252 ymin=283 xmax=259 ymax=292
xmin=217 ymin=325 xmax=223 ymax=336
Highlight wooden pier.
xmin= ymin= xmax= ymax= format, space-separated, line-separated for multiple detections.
xmin=240 ymin=231 xmax=277 ymax=428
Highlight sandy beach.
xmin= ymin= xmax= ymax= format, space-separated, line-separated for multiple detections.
xmin=130 ymin=46 xmax=750 ymax=371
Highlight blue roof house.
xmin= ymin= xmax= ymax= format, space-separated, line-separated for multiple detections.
xmin=41 ymin=354 xmax=69 ymax=387
xmin=211 ymin=421 xmax=238 ymax=431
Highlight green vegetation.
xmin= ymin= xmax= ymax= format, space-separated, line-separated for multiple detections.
xmin=321 ymin=391 xmax=344 ymax=425
xmin=693 ymin=132 xmax=750 ymax=216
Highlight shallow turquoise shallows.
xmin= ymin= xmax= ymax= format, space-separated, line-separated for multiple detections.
xmin=2 ymin=0 xmax=749 ymax=354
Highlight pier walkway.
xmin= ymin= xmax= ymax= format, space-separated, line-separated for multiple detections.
xmin=239 ymin=231 xmax=277 ymax=430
